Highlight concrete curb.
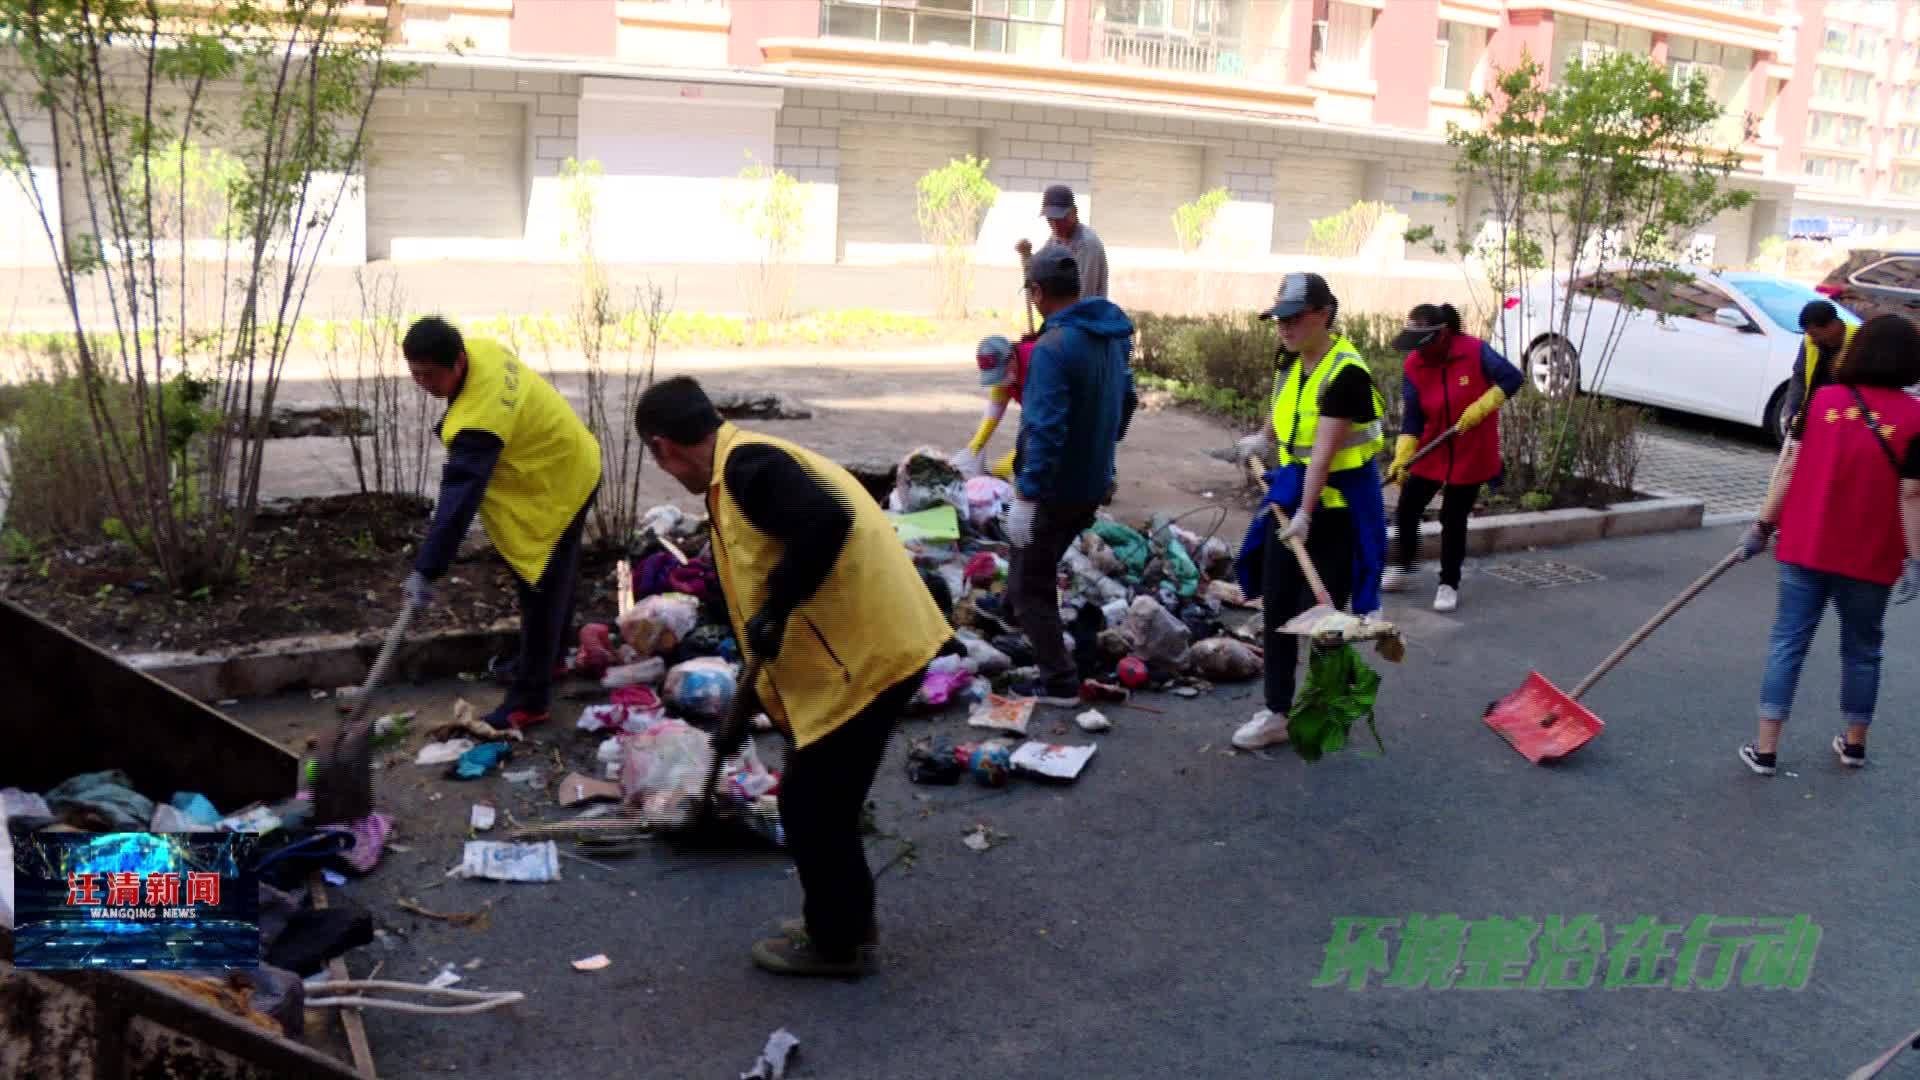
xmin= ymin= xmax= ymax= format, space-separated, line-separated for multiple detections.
xmin=125 ymin=621 xmax=520 ymax=703
xmin=1413 ymin=494 xmax=1706 ymax=561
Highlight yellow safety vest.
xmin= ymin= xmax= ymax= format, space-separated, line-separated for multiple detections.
xmin=1803 ymin=322 xmax=1856 ymax=388
xmin=1269 ymin=335 xmax=1386 ymax=510
xmin=439 ymin=338 xmax=602 ymax=584
xmin=706 ymin=423 xmax=951 ymax=750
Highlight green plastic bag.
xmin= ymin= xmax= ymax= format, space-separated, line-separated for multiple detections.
xmin=1090 ymin=520 xmax=1151 ymax=576
xmin=1287 ymin=644 xmax=1385 ymax=762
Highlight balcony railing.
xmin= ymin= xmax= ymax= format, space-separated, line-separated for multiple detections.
xmin=1095 ymin=21 xmax=1252 ymax=78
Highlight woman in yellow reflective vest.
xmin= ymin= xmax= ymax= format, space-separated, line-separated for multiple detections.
xmin=1231 ymin=272 xmax=1389 ymax=751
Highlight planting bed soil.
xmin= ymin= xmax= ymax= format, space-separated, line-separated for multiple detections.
xmin=0 ymin=493 xmax=621 ymax=653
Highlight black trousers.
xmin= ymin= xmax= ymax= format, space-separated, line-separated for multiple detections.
xmin=505 ymin=494 xmax=594 ymax=714
xmin=1006 ymin=501 xmax=1099 ymax=682
xmin=778 ymin=669 xmax=923 ymax=959
xmin=1394 ymin=476 xmax=1480 ymax=588
xmin=1262 ymin=508 xmax=1355 ymax=713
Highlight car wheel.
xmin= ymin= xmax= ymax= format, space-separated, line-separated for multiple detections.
xmin=1764 ymin=383 xmax=1792 ymax=447
xmin=1524 ymin=338 xmax=1579 ymax=398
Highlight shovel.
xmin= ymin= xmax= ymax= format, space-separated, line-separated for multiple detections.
xmin=312 ymin=600 xmax=421 ymax=825
xmin=1019 ymin=244 xmax=1036 ymax=335
xmin=1483 ymin=550 xmax=1744 ymax=764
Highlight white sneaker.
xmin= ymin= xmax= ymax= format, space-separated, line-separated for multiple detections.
xmin=1232 ymin=709 xmax=1290 ymax=750
xmin=1381 ymin=565 xmax=1416 ymax=593
xmin=1434 ymin=585 xmax=1459 ymax=613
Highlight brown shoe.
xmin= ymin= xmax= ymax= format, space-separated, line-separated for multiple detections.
xmin=750 ymin=935 xmax=873 ymax=978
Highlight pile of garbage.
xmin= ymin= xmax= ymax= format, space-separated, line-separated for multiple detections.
xmin=882 ymin=446 xmax=1265 ymax=704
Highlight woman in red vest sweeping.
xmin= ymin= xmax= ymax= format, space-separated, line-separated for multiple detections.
xmin=1381 ymin=303 xmax=1525 ymax=612
xmin=1735 ymin=314 xmax=1920 ymax=775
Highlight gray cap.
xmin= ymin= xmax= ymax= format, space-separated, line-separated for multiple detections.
xmin=1041 ymin=184 xmax=1076 ymax=220
xmin=1026 ymin=246 xmax=1079 ymax=292
xmin=1261 ymin=272 xmax=1336 ymax=320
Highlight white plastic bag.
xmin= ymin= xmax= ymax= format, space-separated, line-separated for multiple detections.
xmin=616 ymin=593 xmax=700 ymax=658
xmin=964 ymin=476 xmax=1012 ymax=530
xmin=1124 ymin=595 xmax=1191 ymax=666
xmin=601 ymin=657 xmax=666 ymax=688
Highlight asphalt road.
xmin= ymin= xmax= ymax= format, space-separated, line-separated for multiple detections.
xmin=227 ymin=523 xmax=1920 ymax=1080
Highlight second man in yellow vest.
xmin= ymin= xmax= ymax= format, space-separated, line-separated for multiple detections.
xmin=1782 ymin=300 xmax=1856 ymax=445
xmin=635 ymin=375 xmax=951 ymax=979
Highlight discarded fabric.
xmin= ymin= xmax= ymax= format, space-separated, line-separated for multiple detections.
xmin=1189 ymin=637 xmax=1263 ymax=682
xmin=452 ymin=742 xmax=512 ymax=780
xmin=46 ymin=769 xmax=154 ymax=831
xmin=169 ymin=792 xmax=222 ymax=827
xmin=450 ymin=841 xmax=562 ymax=883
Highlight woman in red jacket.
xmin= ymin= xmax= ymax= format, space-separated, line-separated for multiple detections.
xmin=1381 ymin=303 xmax=1525 ymax=612
xmin=1735 ymin=314 xmax=1920 ymax=775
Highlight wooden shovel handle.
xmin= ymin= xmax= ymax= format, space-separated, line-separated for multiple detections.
xmin=1567 ymin=550 xmax=1743 ymax=700
xmin=1019 ymin=247 xmax=1035 ymax=335
xmin=1244 ymin=457 xmax=1333 ymax=607
xmin=1406 ymin=425 xmax=1460 ymax=467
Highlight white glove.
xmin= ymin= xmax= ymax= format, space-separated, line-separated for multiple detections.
xmin=1896 ymin=557 xmax=1920 ymax=606
xmin=1277 ymin=511 xmax=1310 ymax=546
xmin=1004 ymin=497 xmax=1037 ymax=548
xmin=1235 ymin=433 xmax=1272 ymax=466
xmin=950 ymin=447 xmax=985 ymax=479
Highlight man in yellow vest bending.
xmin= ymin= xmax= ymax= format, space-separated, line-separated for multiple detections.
xmin=403 ymin=316 xmax=601 ymax=732
xmin=634 ymin=376 xmax=950 ymax=978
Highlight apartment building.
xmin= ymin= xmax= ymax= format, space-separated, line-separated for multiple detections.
xmin=5 ymin=0 xmax=1916 ymax=272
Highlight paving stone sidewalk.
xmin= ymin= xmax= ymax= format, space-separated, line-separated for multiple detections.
xmin=1636 ymin=420 xmax=1777 ymax=520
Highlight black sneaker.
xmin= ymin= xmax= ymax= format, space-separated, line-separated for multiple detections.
xmin=1008 ymin=673 xmax=1081 ymax=707
xmin=1738 ymin=743 xmax=1776 ymax=777
xmin=1832 ymin=735 xmax=1867 ymax=768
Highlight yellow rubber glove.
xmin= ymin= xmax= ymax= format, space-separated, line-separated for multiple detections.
xmin=1454 ymin=386 xmax=1507 ymax=432
xmin=1385 ymin=434 xmax=1419 ymax=486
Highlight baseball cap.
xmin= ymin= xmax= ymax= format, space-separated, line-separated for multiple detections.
xmin=977 ymin=335 xmax=1015 ymax=386
xmin=1799 ymin=300 xmax=1839 ymax=330
xmin=1261 ymin=272 xmax=1336 ymax=320
xmin=1026 ymin=246 xmax=1079 ymax=293
xmin=1041 ymin=184 xmax=1076 ymax=220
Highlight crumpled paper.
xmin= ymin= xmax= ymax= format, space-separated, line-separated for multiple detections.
xmin=741 ymin=1027 xmax=800 ymax=1080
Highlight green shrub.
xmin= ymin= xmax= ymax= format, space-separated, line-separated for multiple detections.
xmin=1 ymin=370 xmax=133 ymax=543
xmin=1307 ymin=200 xmax=1392 ymax=258
xmin=1133 ymin=310 xmax=1405 ymax=432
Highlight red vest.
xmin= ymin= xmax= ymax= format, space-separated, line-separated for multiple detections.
xmin=1777 ymin=384 xmax=1920 ymax=586
xmin=1404 ymin=334 xmax=1502 ymax=486
xmin=1008 ymin=337 xmax=1034 ymax=405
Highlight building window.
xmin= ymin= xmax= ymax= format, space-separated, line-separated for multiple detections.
xmin=1807 ymin=111 xmax=1866 ymax=147
xmin=1902 ymin=126 xmax=1920 ymax=154
xmin=1311 ymin=0 xmax=1374 ymax=80
xmin=1552 ymin=16 xmax=1652 ymax=80
xmin=1436 ymin=20 xmax=1487 ymax=92
xmin=821 ymin=0 xmax=1066 ymax=58
xmin=1805 ymin=155 xmax=1861 ymax=187
xmin=1823 ymin=24 xmax=1850 ymax=56
xmin=1813 ymin=66 xmax=1875 ymax=105
xmin=1095 ymin=0 xmax=1249 ymax=76
xmin=1897 ymin=169 xmax=1920 ymax=196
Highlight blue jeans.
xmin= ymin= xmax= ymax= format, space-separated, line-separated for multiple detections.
xmin=1758 ymin=562 xmax=1892 ymax=727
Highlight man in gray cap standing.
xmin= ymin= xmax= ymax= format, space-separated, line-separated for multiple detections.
xmin=1016 ymin=184 xmax=1108 ymax=300
xmin=1003 ymin=245 xmax=1134 ymax=704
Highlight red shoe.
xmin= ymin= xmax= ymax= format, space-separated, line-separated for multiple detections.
xmin=483 ymin=704 xmax=551 ymax=732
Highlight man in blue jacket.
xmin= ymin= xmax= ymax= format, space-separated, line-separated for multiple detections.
xmin=1004 ymin=246 xmax=1136 ymax=703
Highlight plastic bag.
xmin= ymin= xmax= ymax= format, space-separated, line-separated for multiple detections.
xmin=664 ymin=656 xmax=738 ymax=721
xmin=616 ymin=594 xmax=700 ymax=658
xmin=889 ymin=446 xmax=969 ymax=517
xmin=917 ymin=657 xmax=978 ymax=708
xmin=1123 ymin=595 xmax=1191 ymax=666
xmin=602 ymin=657 xmax=666 ymax=688
xmin=1090 ymin=520 xmax=1152 ymax=575
xmin=964 ymin=476 xmax=1013 ymax=530
xmin=618 ymin=720 xmax=712 ymax=817
xmin=1189 ymin=637 xmax=1264 ymax=682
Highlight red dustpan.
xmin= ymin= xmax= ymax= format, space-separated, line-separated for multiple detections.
xmin=1484 ymin=550 xmax=1744 ymax=764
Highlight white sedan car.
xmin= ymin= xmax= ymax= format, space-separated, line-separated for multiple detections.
xmin=1493 ymin=267 xmax=1859 ymax=444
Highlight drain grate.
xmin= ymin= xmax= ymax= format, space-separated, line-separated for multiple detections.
xmin=1481 ymin=560 xmax=1606 ymax=589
